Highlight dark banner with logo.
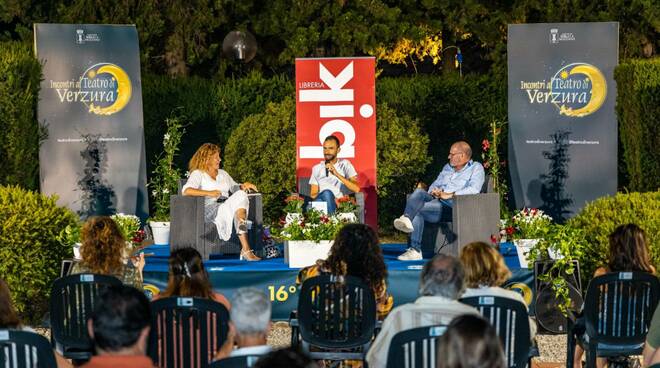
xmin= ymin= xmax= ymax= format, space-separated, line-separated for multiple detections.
xmin=507 ymin=23 xmax=618 ymax=220
xmin=34 ymin=24 xmax=148 ymax=219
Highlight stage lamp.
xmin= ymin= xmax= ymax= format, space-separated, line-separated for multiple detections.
xmin=222 ymin=31 xmax=257 ymax=63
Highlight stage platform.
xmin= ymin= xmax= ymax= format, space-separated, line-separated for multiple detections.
xmin=142 ymin=243 xmax=533 ymax=320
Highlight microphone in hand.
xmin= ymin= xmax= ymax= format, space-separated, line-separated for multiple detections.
xmin=325 ymin=160 xmax=330 ymax=177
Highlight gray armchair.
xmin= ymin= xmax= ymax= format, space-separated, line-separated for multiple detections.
xmin=297 ymin=177 xmax=365 ymax=223
xmin=415 ymin=176 xmax=500 ymax=257
xmin=169 ymin=180 xmax=264 ymax=260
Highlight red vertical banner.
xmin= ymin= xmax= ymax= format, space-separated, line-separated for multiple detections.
xmin=295 ymin=57 xmax=377 ymax=228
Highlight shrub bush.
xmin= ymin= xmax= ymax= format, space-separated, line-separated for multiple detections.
xmin=567 ymin=191 xmax=660 ymax=287
xmin=224 ymin=97 xmax=430 ymax=231
xmin=0 ymin=185 xmax=78 ymax=324
xmin=142 ymin=71 xmax=292 ymax=175
xmin=614 ymin=59 xmax=660 ymax=192
xmin=377 ymin=73 xmax=506 ymax=182
xmin=0 ymin=41 xmax=43 ymax=190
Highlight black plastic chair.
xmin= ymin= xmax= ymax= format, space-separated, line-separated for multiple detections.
xmin=148 ymin=296 xmax=230 ymax=368
xmin=385 ymin=324 xmax=447 ymax=368
xmin=0 ymin=329 xmax=58 ymax=367
xmin=291 ymin=274 xmax=377 ymax=362
xmin=460 ymin=296 xmax=533 ymax=368
xmin=567 ymin=272 xmax=660 ymax=368
xmin=49 ymin=273 xmax=122 ymax=361
xmin=209 ymin=355 xmax=262 ymax=368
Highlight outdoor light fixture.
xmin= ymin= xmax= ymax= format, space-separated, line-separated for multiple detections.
xmin=222 ymin=31 xmax=257 ymax=63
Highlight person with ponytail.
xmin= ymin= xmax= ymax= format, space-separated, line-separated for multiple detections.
xmin=154 ymin=247 xmax=230 ymax=310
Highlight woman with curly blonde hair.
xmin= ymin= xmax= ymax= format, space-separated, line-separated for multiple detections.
xmin=459 ymin=241 xmax=535 ymax=338
xmin=183 ymin=143 xmax=261 ymax=261
xmin=70 ymin=216 xmax=144 ymax=287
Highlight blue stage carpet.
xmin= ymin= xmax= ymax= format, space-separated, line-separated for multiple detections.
xmin=141 ymin=242 xmax=529 ymax=320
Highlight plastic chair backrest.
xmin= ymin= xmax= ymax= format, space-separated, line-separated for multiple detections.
xmin=460 ymin=296 xmax=531 ymax=368
xmin=583 ymin=272 xmax=660 ymax=345
xmin=49 ymin=273 xmax=122 ymax=352
xmin=148 ymin=296 xmax=230 ymax=368
xmin=209 ymin=355 xmax=262 ymax=368
xmin=297 ymin=274 xmax=377 ymax=349
xmin=0 ymin=329 xmax=58 ymax=368
xmin=385 ymin=324 xmax=447 ymax=368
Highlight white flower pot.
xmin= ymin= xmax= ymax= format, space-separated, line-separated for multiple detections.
xmin=513 ymin=238 xmax=540 ymax=268
xmin=150 ymin=221 xmax=170 ymax=245
xmin=73 ymin=242 xmax=82 ymax=260
xmin=337 ymin=212 xmax=357 ymax=223
xmin=284 ymin=240 xmax=333 ymax=268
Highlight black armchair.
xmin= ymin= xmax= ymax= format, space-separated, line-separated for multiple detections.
xmin=0 ymin=329 xmax=58 ymax=368
xmin=170 ymin=179 xmax=264 ymax=260
xmin=290 ymin=275 xmax=377 ymax=362
xmin=416 ymin=175 xmax=500 ymax=257
xmin=460 ymin=296 xmax=536 ymax=368
xmin=49 ymin=273 xmax=122 ymax=361
xmin=567 ymin=272 xmax=660 ymax=368
xmin=148 ymin=296 xmax=231 ymax=368
xmin=385 ymin=324 xmax=447 ymax=368
xmin=297 ymin=177 xmax=365 ymax=223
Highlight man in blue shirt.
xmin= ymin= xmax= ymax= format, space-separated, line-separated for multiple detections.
xmin=395 ymin=141 xmax=485 ymax=260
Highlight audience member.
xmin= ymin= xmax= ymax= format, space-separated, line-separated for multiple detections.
xmin=70 ymin=216 xmax=144 ymax=288
xmin=365 ymin=254 xmax=478 ymax=368
xmin=154 ymin=247 xmax=231 ymax=310
xmin=459 ymin=241 xmax=536 ymax=337
xmin=253 ymin=347 xmax=319 ymax=368
xmin=81 ymin=284 xmax=155 ymax=368
xmin=436 ymin=314 xmax=506 ymax=368
xmin=0 ymin=278 xmax=73 ymax=368
xmin=214 ymin=287 xmax=272 ymax=361
xmin=575 ymin=224 xmax=656 ymax=368
xmin=296 ymin=223 xmax=393 ymax=319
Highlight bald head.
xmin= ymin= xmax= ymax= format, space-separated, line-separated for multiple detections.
xmin=448 ymin=141 xmax=472 ymax=169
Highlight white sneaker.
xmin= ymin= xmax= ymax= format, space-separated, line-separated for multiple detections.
xmin=393 ymin=215 xmax=414 ymax=233
xmin=397 ymin=248 xmax=422 ymax=261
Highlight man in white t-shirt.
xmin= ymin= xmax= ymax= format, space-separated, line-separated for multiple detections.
xmin=308 ymin=135 xmax=360 ymax=214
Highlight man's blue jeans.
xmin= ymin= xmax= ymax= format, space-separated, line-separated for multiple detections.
xmin=404 ymin=189 xmax=453 ymax=251
xmin=309 ymin=189 xmax=337 ymax=214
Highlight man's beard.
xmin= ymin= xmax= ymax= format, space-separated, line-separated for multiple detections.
xmin=324 ymin=154 xmax=336 ymax=161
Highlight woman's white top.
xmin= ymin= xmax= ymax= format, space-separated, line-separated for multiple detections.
xmin=182 ymin=169 xmax=248 ymax=241
xmin=182 ymin=169 xmax=240 ymax=198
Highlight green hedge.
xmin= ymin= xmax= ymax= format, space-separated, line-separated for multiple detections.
xmin=0 ymin=42 xmax=43 ymax=190
xmin=142 ymin=71 xmax=292 ymax=174
xmin=568 ymin=191 xmax=660 ymax=287
xmin=0 ymin=185 xmax=78 ymax=324
xmin=224 ymin=97 xmax=430 ymax=231
xmin=614 ymin=59 xmax=660 ymax=192
xmin=377 ymin=73 xmax=507 ymax=183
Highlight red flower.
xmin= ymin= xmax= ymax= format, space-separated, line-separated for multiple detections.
xmin=506 ymin=226 xmax=515 ymax=235
xmin=483 ymin=161 xmax=491 ymax=169
xmin=279 ymin=217 xmax=286 ymax=226
xmin=482 ymin=139 xmax=490 ymax=151
xmin=300 ymin=221 xmax=305 ymax=228
xmin=337 ymin=195 xmax=354 ymax=204
xmin=132 ymin=229 xmax=146 ymax=243
xmin=490 ymin=234 xmax=498 ymax=244
xmin=285 ymin=194 xmax=304 ymax=203
xmin=320 ymin=215 xmax=330 ymax=224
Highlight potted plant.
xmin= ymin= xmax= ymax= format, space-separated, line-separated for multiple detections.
xmin=275 ymin=196 xmax=357 ymax=268
xmin=501 ymin=208 xmax=552 ymax=267
xmin=110 ymin=213 xmax=146 ymax=257
xmin=528 ymin=224 xmax=586 ymax=315
xmin=336 ymin=195 xmax=358 ymax=222
xmin=148 ymin=115 xmax=185 ymax=245
xmin=58 ymin=222 xmax=83 ymax=259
